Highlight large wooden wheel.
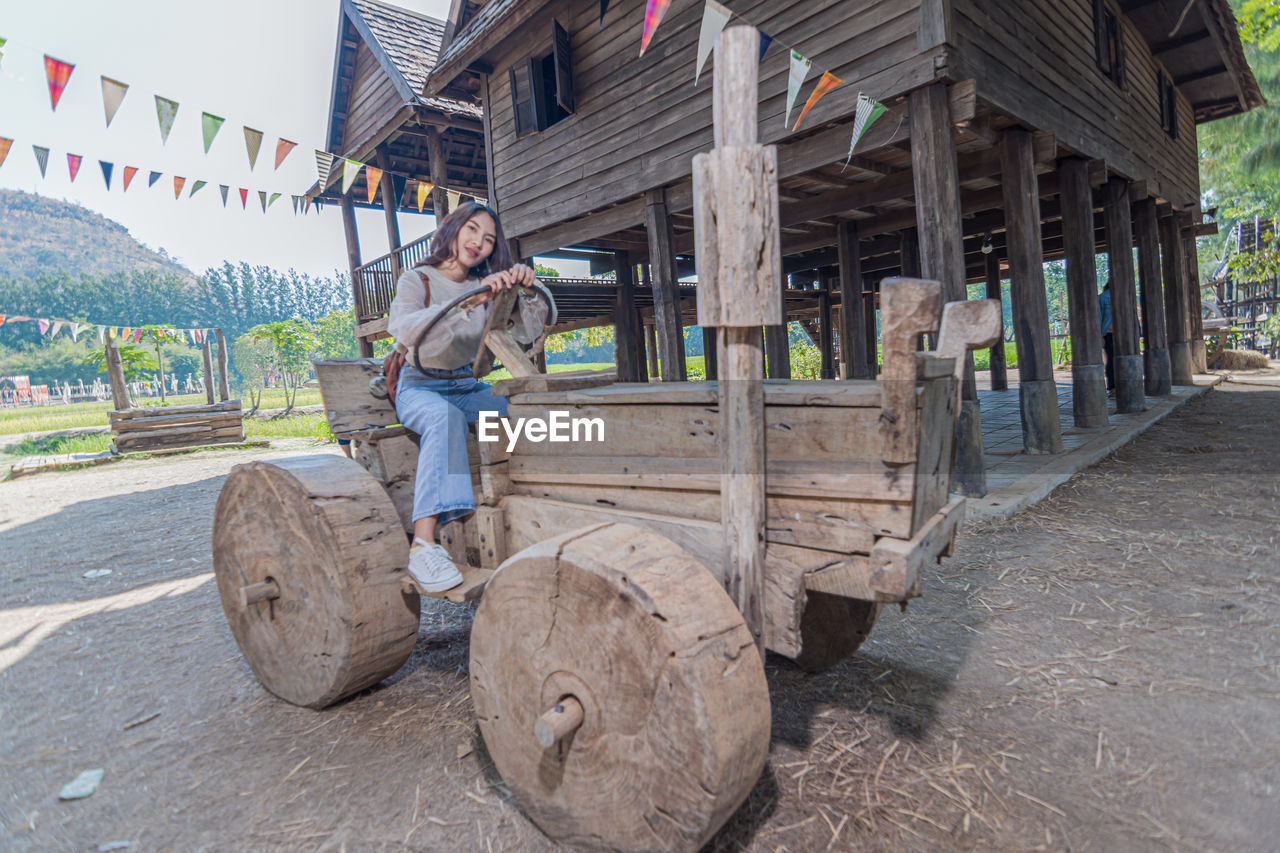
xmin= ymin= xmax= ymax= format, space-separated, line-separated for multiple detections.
xmin=792 ymin=593 xmax=882 ymax=672
xmin=470 ymin=522 xmax=770 ymax=853
xmin=213 ymin=456 xmax=419 ymax=709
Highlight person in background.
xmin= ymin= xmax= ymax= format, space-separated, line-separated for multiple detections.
xmin=1099 ymin=279 xmax=1114 ymax=395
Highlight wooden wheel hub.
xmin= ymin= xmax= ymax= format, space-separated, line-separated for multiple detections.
xmin=470 ymin=522 xmax=770 ymax=852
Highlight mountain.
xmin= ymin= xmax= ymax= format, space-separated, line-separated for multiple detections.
xmin=0 ymin=189 xmax=195 ymax=282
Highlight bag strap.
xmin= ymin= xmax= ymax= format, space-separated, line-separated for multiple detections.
xmin=415 ymin=269 xmax=431 ymax=308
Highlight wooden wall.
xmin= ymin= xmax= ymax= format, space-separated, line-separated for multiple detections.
xmin=342 ymin=40 xmax=403 ymax=154
xmin=487 ymin=0 xmax=933 ymax=239
xmin=948 ymin=0 xmax=1200 ymax=205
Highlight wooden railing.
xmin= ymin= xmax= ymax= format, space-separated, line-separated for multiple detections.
xmin=353 ymin=232 xmax=435 ymax=323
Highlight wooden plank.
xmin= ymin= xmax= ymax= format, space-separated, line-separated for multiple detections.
xmin=115 ymin=424 xmax=244 ymax=451
xmin=867 ymin=496 xmax=966 ymax=598
xmin=509 ymin=378 xmax=886 ymax=407
xmin=110 ymin=400 xmax=242 ymax=420
xmin=111 ymin=411 xmax=244 ymax=434
xmin=313 ymin=358 xmax=400 ymax=433
xmin=490 ymin=370 xmax=615 ymax=396
xmin=878 ymin=278 xmax=941 ymax=464
xmin=909 ymin=360 xmax=957 ymax=533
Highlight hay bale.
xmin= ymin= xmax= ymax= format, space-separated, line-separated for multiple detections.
xmin=1219 ymin=349 xmax=1270 ymax=369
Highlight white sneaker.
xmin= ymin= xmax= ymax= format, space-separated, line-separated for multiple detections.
xmin=407 ymin=540 xmax=464 ymax=592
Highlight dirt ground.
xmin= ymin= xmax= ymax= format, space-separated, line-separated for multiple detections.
xmin=1 ymin=379 xmax=1277 ymax=853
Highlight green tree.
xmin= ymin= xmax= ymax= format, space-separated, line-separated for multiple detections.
xmin=84 ymin=342 xmax=157 ymax=382
xmin=246 ymin=319 xmax=317 ymax=415
xmin=312 ymin=308 xmax=361 ymax=359
xmin=135 ymin=325 xmax=177 ymax=402
xmin=231 ymin=334 xmax=273 ymax=416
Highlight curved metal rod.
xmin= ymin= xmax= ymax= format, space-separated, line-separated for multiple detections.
xmin=406 ymin=285 xmax=554 ymax=379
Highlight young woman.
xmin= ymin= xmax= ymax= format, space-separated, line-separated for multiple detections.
xmin=386 ymin=202 xmax=555 ymax=592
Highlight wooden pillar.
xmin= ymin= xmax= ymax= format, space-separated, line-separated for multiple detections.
xmin=984 ymin=252 xmax=1008 ymax=391
xmin=215 ymin=329 xmax=231 ymax=402
xmin=201 ymin=339 xmax=216 ymax=405
xmin=104 ymin=335 xmax=131 ymax=410
xmin=1104 ymin=176 xmax=1145 ymax=413
xmin=911 ymin=82 xmax=986 ymax=492
xmin=375 ymin=149 xmax=402 ymax=279
xmin=644 ymin=189 xmax=687 ymax=381
xmin=899 ymin=228 xmax=921 ymax=278
xmin=817 ymin=270 xmax=836 ymax=379
xmin=763 ymin=290 xmax=790 ymax=379
xmin=837 ymin=221 xmax=870 ymax=379
xmin=424 ymin=127 xmax=450 ymax=219
xmin=644 ymin=323 xmax=660 ymax=380
xmin=1160 ymin=211 xmax=1194 ymax=384
xmin=340 ymin=194 xmax=374 ymax=358
xmin=702 ymin=327 xmax=719 ymax=379
xmin=613 ymin=251 xmax=643 ymax=382
xmin=1058 ymin=158 xmax=1107 ymax=426
xmin=1000 ymin=129 xmax=1063 ymax=453
xmin=862 ymin=284 xmax=878 ymax=375
xmin=1134 ymin=198 xmax=1171 ymax=395
xmin=1186 ymin=214 xmax=1208 ymax=372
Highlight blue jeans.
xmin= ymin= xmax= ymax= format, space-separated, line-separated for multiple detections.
xmin=395 ymin=364 xmax=508 ymax=525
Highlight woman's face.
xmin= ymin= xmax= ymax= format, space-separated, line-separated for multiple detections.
xmin=452 ymin=211 xmax=497 ymax=269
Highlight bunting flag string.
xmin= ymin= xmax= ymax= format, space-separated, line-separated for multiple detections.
xmin=44 ymin=55 xmax=74 ymax=110
xmin=154 ymin=95 xmax=180 ymax=144
xmin=0 ymin=138 xmax=11 ymax=170
xmin=32 ymin=145 xmax=49 ymax=177
xmin=123 ymin=165 xmax=138 ymax=190
xmin=2 ymin=311 xmax=219 ymax=347
xmin=639 ymin=0 xmax=672 ymax=57
xmin=100 ymin=76 xmax=128 ymax=127
xmin=67 ymin=153 xmax=82 ymax=182
xmin=363 ymin=165 xmax=383 ymax=205
xmin=99 ymin=160 xmax=113 ymax=189
xmin=792 ymin=70 xmax=841 ymax=131
xmin=274 ymin=138 xmax=296 ymax=170
xmin=201 ymin=112 xmax=225 ymax=153
xmin=694 ymin=0 xmax=732 ymax=85
xmin=243 ymin=127 xmax=263 ymax=169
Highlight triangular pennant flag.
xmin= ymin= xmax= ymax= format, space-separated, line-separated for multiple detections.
xmin=100 ymin=77 xmax=128 ymax=127
xmin=640 ymin=0 xmax=673 ymax=57
xmin=274 ymin=138 xmax=296 ymax=170
xmin=239 ymin=188 xmax=249 ymax=209
xmin=50 ymin=321 xmax=63 ymax=338
xmin=600 ymin=0 xmax=610 ymax=27
xmin=844 ymin=94 xmax=889 ymax=170
xmin=342 ymin=159 xmax=362 ymax=194
xmin=315 ymin=150 xmax=335 ymax=187
xmin=0 ymin=138 xmax=11 ymax=169
xmin=38 ymin=319 xmax=50 ymax=335
xmin=759 ymin=32 xmax=773 ymax=62
xmin=123 ymin=166 xmax=138 ymax=191
xmin=190 ymin=179 xmax=207 ymax=197
xmin=304 ymin=196 xmax=312 ymax=214
xmin=148 ymin=170 xmax=162 ymax=187
xmin=416 ymin=181 xmax=432 ymax=213
xmin=70 ymin=322 xmax=81 ymax=342
xmin=243 ymin=127 xmax=263 ymax=169
xmin=99 ymin=160 xmax=113 ymax=189
xmin=695 ymin=0 xmax=733 ymax=84
xmin=97 ymin=326 xmax=106 ymax=343
xmin=793 ymin=70 xmax=842 ymax=131
xmin=32 ymin=146 xmax=49 ymax=178
xmin=133 ymin=329 xmax=142 ymax=343
xmin=154 ymin=96 xmax=179 ymax=144
xmin=67 ymin=154 xmax=82 ymax=182
xmin=44 ymin=55 xmax=74 ymax=111
xmin=219 ymin=184 xmax=229 ymax=207
xmin=0 ymin=38 xmax=6 ymax=69
xmin=201 ymin=112 xmax=225 ymax=154
xmin=446 ymin=189 xmax=461 ymax=213
xmin=268 ymin=192 xmax=282 ymax=208
xmin=291 ymin=195 xmax=299 ymax=214
xmin=258 ymin=191 xmax=267 ymax=212
xmin=173 ymin=176 xmax=186 ymax=199
xmin=0 ymin=314 xmax=6 ymax=326
xmin=364 ymin=166 xmax=383 ymax=205
xmin=785 ymin=50 xmax=812 ymax=129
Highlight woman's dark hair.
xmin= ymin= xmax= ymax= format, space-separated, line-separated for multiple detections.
xmin=421 ymin=201 xmax=513 ymax=277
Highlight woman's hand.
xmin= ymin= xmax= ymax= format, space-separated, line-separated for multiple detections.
xmin=467 ymin=265 xmax=537 ymax=307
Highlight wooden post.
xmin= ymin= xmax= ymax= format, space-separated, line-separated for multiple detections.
xmin=613 ymin=250 xmax=643 ymax=382
xmin=1104 ymin=176 xmax=1145 ymax=413
xmin=763 ymin=290 xmax=790 ymax=380
xmin=375 ymin=149 xmax=402 ymax=279
xmin=215 ymin=329 xmax=231 ymax=402
xmin=645 ymin=189 xmax=687 ymax=381
xmin=692 ymin=25 xmax=779 ymax=656
xmin=837 ymin=221 xmax=870 ymax=379
xmin=862 ymin=284 xmax=878 ymax=375
xmin=911 ymin=82 xmax=986 ymax=493
xmin=702 ymin=327 xmax=719 ymax=379
xmin=340 ymin=194 xmax=375 ymax=358
xmin=817 ymin=272 xmax=836 ymax=379
xmin=424 ymin=127 xmax=450 ymax=219
xmin=1160 ymin=211 xmax=1194 ymax=385
xmin=104 ymin=335 xmax=131 ymax=410
xmin=201 ymin=339 xmax=216 ymax=405
xmin=644 ymin=323 xmax=660 ymax=380
xmin=984 ymin=252 xmax=1008 ymax=391
xmin=1186 ymin=213 xmax=1208 ymax=372
xmin=1134 ymin=198 xmax=1171 ymax=395
xmin=1058 ymin=158 xmax=1107 ymax=427
xmin=1000 ymin=129 xmax=1063 ymax=453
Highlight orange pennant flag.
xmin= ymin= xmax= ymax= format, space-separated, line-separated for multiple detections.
xmin=173 ymin=176 xmax=186 ymax=199
xmin=364 ymin=166 xmax=383 ymax=205
xmin=122 ymin=166 xmax=138 ymax=191
xmin=792 ymin=71 xmax=842 ymax=131
xmin=274 ymin=138 xmax=296 ymax=170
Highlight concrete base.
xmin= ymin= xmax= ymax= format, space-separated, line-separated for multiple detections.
xmin=1019 ymin=379 xmax=1064 ymax=454
xmin=1170 ymin=341 xmax=1195 ymax=386
xmin=953 ymin=399 xmax=986 ymax=497
xmin=1192 ymin=338 xmax=1209 ymax=373
xmin=1144 ymin=347 xmax=1172 ymax=396
xmin=1071 ymin=363 xmax=1108 ymax=428
xmin=1115 ymin=354 xmax=1146 ymax=413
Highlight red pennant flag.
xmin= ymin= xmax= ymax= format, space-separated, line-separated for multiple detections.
xmin=123 ymin=166 xmax=138 ymax=191
xmin=173 ymin=176 xmax=186 ymax=199
xmin=274 ymin=138 xmax=297 ymax=170
xmin=67 ymin=154 xmax=83 ymax=182
xmin=792 ymin=71 xmax=843 ymax=131
xmin=239 ymin=188 xmax=248 ymax=209
xmin=0 ymin=138 xmax=12 ymax=169
xmin=44 ymin=55 xmax=75 ymax=111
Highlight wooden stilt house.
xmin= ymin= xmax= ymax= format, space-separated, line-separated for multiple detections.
xmin=422 ymin=0 xmax=1260 ymax=494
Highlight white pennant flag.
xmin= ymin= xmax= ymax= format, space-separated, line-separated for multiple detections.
xmin=97 ymin=325 xmax=106 ymax=343
xmin=785 ymin=50 xmax=811 ymax=129
xmin=694 ymin=0 xmax=733 ymax=85
xmin=50 ymin=320 xmax=63 ymax=338
xmin=341 ymin=159 xmax=362 ymax=194
xmin=70 ymin=322 xmax=81 ymax=342
xmin=844 ymin=93 xmax=889 ymax=170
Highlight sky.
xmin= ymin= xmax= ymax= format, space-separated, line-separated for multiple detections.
xmin=0 ymin=0 xmax=458 ymax=279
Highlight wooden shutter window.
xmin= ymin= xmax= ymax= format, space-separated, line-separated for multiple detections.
xmin=510 ymin=62 xmax=536 ymax=138
xmin=552 ymin=19 xmax=575 ymax=114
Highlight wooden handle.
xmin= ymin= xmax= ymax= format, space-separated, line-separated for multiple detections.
xmin=239 ymin=579 xmax=280 ymax=607
xmin=534 ymin=696 xmax=584 ymax=749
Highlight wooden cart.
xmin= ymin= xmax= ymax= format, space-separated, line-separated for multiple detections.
xmin=212 ymin=29 xmax=999 ymax=851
